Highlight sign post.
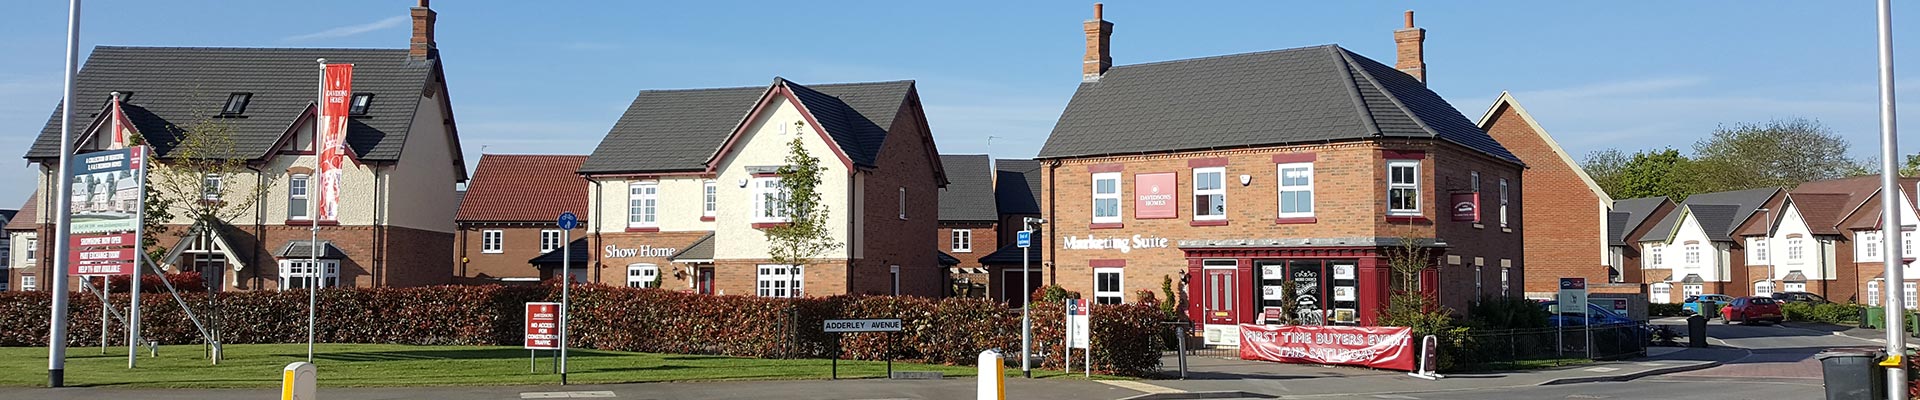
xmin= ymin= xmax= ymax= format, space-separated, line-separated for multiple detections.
xmin=824 ymin=319 xmax=903 ymax=378
xmin=556 ymin=212 xmax=578 ymax=385
xmin=1019 ymin=218 xmax=1038 ymax=379
xmin=1065 ymin=299 xmax=1090 ymax=377
xmin=1557 ymin=278 xmax=1588 ymax=358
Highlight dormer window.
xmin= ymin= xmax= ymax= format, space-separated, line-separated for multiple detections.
xmin=349 ymin=94 xmax=373 ymax=116
xmin=222 ymin=93 xmax=252 ymax=115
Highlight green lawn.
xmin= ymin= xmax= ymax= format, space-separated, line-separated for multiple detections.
xmin=0 ymin=344 xmax=1105 ymax=388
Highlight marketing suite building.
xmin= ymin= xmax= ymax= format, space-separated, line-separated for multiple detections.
xmin=1035 ymin=7 xmax=1525 ymax=344
xmin=575 ymin=78 xmax=947 ymax=297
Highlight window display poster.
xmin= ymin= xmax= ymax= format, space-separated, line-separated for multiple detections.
xmin=1330 ymin=261 xmax=1359 ymax=325
xmin=1289 ymin=262 xmax=1325 ymax=325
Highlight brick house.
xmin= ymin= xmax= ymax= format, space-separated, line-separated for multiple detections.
xmin=576 ymin=78 xmax=947 ymax=297
xmin=937 ymin=154 xmax=998 ymax=296
xmin=1813 ymin=177 xmax=1920 ymax=306
xmin=454 ymin=154 xmax=588 ymax=285
xmin=6 ymin=195 xmax=39 ymax=291
xmin=14 ymin=2 xmax=465 ymax=291
xmin=1640 ymin=188 xmax=1781 ymax=301
xmin=1607 ymin=196 xmax=1677 ymax=297
xmin=977 ymin=159 xmax=1047 ymax=305
xmin=1036 ymin=7 xmax=1525 ymax=343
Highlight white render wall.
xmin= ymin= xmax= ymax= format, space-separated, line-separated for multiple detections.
xmin=383 ymin=91 xmax=460 ymax=233
xmin=7 ymin=231 xmax=33 ymax=271
xmin=711 ymin=95 xmax=851 ymax=260
xmin=586 ymin=176 xmax=713 ymax=232
xmin=1667 ymin=211 xmax=1724 ymax=282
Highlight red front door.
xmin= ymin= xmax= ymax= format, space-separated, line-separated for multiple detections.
xmin=1204 ymin=269 xmax=1238 ymax=325
xmin=697 ymin=267 xmax=715 ymax=295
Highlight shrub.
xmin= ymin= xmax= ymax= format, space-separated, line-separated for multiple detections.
xmin=1649 ymin=303 xmax=1686 ymax=317
xmin=0 ymin=284 xmax=1167 ymax=376
xmin=103 ymin=272 xmax=205 ymax=293
xmin=1781 ymin=302 xmax=1864 ymax=325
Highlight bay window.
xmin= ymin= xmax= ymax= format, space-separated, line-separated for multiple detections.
xmin=278 ymin=260 xmax=339 ymax=290
xmin=1277 ymin=163 xmax=1313 ymax=218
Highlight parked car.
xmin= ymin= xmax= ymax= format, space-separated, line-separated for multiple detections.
xmin=1542 ymin=301 xmax=1637 ymax=326
xmin=1770 ymin=291 xmax=1831 ymax=304
xmin=1682 ymin=294 xmax=1734 ymax=317
xmin=1723 ymin=296 xmax=1784 ymax=325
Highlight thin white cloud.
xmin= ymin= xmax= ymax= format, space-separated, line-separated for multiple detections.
xmin=282 ymin=16 xmax=409 ymax=43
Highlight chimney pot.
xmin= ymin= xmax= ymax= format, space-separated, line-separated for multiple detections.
xmin=1094 ymin=3 xmax=1103 ymax=20
xmin=1404 ymin=10 xmax=1414 ymax=29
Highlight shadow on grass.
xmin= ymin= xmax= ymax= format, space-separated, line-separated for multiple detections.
xmin=306 ymin=348 xmax=625 ymax=362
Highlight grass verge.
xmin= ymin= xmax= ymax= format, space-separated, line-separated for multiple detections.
xmin=0 ymin=344 xmax=1111 ymax=388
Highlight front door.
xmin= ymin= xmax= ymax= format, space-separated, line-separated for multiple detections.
xmin=697 ymin=267 xmax=715 ymax=295
xmin=1203 ymin=267 xmax=1240 ymax=346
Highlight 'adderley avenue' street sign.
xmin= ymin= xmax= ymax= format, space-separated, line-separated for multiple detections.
xmin=823 ymin=319 xmax=903 ymax=333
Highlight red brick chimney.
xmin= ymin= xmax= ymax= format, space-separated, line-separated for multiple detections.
xmin=1083 ymin=3 xmax=1113 ymax=82
xmin=1394 ymin=10 xmax=1426 ymax=83
xmin=409 ymin=0 xmax=437 ymax=61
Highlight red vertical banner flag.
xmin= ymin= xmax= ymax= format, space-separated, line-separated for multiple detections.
xmin=317 ymin=64 xmax=353 ymax=222
xmin=108 ymin=95 xmax=136 ymax=150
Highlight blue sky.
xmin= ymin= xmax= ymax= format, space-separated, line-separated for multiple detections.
xmin=3 ymin=1 xmax=1919 ymax=207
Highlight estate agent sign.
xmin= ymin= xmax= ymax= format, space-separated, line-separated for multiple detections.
xmin=67 ymin=146 xmax=145 ymax=276
xmin=525 ymin=302 xmax=561 ymax=350
xmin=1135 ymin=173 xmax=1177 ymax=219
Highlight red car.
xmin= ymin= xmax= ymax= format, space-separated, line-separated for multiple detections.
xmin=1723 ymin=296 xmax=1783 ymax=325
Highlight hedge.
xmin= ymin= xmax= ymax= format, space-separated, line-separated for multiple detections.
xmin=0 ymin=284 xmax=1164 ymax=376
xmin=1780 ymin=302 xmax=1864 ymax=325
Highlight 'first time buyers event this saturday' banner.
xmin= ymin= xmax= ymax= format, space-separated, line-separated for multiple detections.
xmin=1238 ymin=324 xmax=1415 ymax=371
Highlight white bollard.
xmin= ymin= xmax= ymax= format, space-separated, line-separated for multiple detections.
xmin=282 ymin=362 xmax=317 ymax=400
xmin=977 ymin=350 xmax=1004 ymax=400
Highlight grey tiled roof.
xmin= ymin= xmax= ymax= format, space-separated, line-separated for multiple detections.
xmin=580 ymin=79 xmax=914 ymax=174
xmin=275 ymin=240 xmax=346 ymax=259
xmin=995 ymin=159 xmax=1043 ymax=215
xmin=1608 ymin=197 xmax=1669 ymax=245
xmin=936 ymin=251 xmax=961 ymax=266
xmin=978 ymin=243 xmax=1042 ymax=265
xmin=1038 ymin=45 xmax=1519 ymax=164
xmin=27 ymin=47 xmax=439 ymax=162
xmin=669 ymin=233 xmax=715 ymax=262
xmin=938 ymin=154 xmax=997 ymax=222
xmin=1642 ymin=188 xmax=1779 ymax=242
xmin=529 ymin=238 xmax=590 ymax=268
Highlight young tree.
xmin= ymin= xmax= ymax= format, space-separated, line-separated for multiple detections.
xmin=1688 ymin=118 xmax=1863 ymax=193
xmin=144 ymin=111 xmax=276 ymax=362
xmin=763 ymin=137 xmax=843 ymax=282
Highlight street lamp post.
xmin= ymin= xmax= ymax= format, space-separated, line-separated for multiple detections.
xmin=1874 ymin=0 xmax=1908 ymax=397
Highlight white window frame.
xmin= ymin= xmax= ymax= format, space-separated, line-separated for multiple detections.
xmin=1500 ymin=266 xmax=1511 ymax=296
xmin=288 ymin=174 xmax=310 ymax=220
xmin=1685 ymin=244 xmax=1701 ymax=266
xmin=202 ymin=174 xmax=223 ymax=201
xmin=703 ymin=180 xmax=717 ymax=218
xmin=1650 ymin=283 xmax=1672 ymax=304
xmin=1276 ymin=162 xmax=1314 ymax=218
xmin=277 ymin=259 xmax=340 ymax=290
xmin=1870 ymin=280 xmax=1884 ymax=306
xmin=1091 ymin=172 xmax=1122 ymax=223
xmin=899 ymin=187 xmax=908 ymax=220
xmin=1908 ymin=282 xmax=1917 ymax=310
xmin=626 ymin=264 xmax=659 ymax=288
xmin=1498 ymin=178 xmax=1510 ymax=228
xmin=1645 ymin=243 xmax=1662 ymax=268
xmin=1906 ymin=231 xmax=1915 ymax=258
xmin=1753 ymin=281 xmax=1773 ymax=297
xmin=951 ymin=229 xmax=972 ymax=253
xmin=1784 ymin=281 xmax=1807 ymax=292
xmin=890 ymin=265 xmax=900 ymax=295
xmin=481 ymin=230 xmax=503 ymax=254
xmin=1683 ymin=284 xmax=1704 ymax=297
xmin=1747 ymin=238 xmax=1767 ymax=265
xmin=540 ymin=230 xmax=563 ymax=253
xmin=1861 ymin=231 xmax=1884 ymax=262
xmin=1192 ymin=167 xmax=1226 ymax=221
xmin=1386 ymin=160 xmax=1421 ymax=216
xmin=628 ymin=182 xmax=658 ymax=228
xmin=21 ymin=275 xmax=36 ymax=291
xmin=756 ymin=264 xmax=803 ymax=298
xmin=1786 ymin=237 xmax=1804 ymax=263
xmin=752 ymin=177 xmax=789 ymax=223
xmin=1094 ymin=267 xmax=1123 ymax=305
xmin=25 ymin=238 xmax=37 ymax=261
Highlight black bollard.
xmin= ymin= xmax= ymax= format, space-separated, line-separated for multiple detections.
xmin=1687 ymin=315 xmax=1708 ymax=348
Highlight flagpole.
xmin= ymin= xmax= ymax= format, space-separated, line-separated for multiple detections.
xmin=308 ymin=58 xmax=324 ymax=364
xmin=48 ymin=0 xmax=81 ymax=387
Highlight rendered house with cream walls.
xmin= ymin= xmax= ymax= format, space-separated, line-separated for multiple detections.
xmin=1639 ymin=188 xmax=1781 ymax=302
xmin=573 ymin=78 xmax=947 ymax=297
xmin=11 ymin=2 xmax=465 ymax=291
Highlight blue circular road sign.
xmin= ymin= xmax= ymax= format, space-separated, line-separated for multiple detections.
xmin=557 ymin=212 xmax=579 ymax=230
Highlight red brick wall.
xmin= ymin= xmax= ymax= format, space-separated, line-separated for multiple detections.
xmin=1479 ymin=103 xmax=1606 ymax=296
xmin=849 ymin=91 xmax=942 ymax=297
xmin=939 ymin=222 xmax=998 ymax=267
xmin=585 ymin=230 xmax=712 ymax=288
xmin=455 ymin=224 xmax=565 ymax=284
xmin=1040 ymin=139 xmax=1524 ymax=312
xmin=1431 ymin=144 xmax=1527 ymax=309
